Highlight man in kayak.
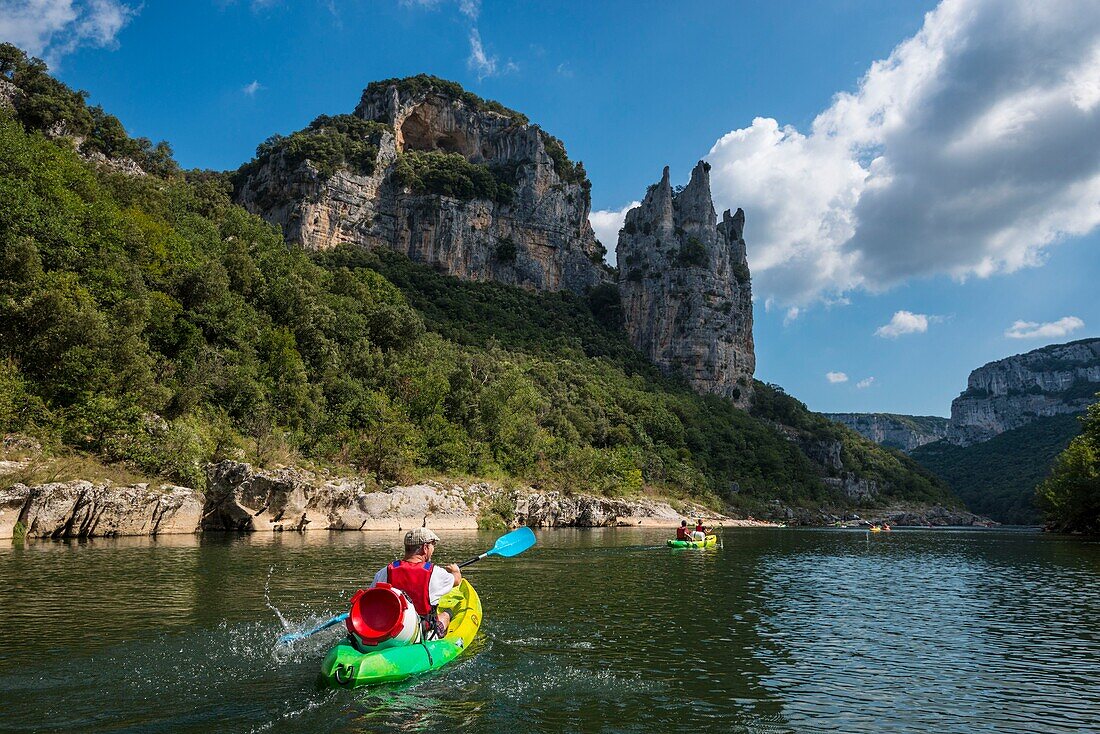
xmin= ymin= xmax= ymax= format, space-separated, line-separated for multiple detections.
xmin=372 ymin=527 xmax=462 ymax=639
xmin=676 ymin=520 xmax=692 ymax=541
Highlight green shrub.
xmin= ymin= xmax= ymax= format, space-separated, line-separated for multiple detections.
xmin=393 ymin=150 xmax=514 ymax=203
xmin=235 ymin=114 xmax=387 ymax=185
xmin=1037 ymin=399 xmax=1100 ymax=533
xmin=363 ymin=75 xmax=529 ymax=125
xmin=677 ymin=236 xmax=709 ymax=268
xmin=537 ymin=130 xmax=589 ymax=189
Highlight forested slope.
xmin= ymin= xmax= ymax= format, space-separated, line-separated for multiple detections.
xmin=0 ymin=44 xmax=955 ymax=515
xmin=912 ymin=414 xmax=1082 ymax=524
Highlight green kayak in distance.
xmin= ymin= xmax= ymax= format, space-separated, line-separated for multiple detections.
xmin=667 ymin=534 xmax=717 ymax=549
xmin=319 ymin=579 xmax=482 ymax=688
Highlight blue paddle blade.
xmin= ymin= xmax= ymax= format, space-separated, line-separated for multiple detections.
xmin=486 ymin=526 xmax=536 ymax=558
xmin=277 ymin=612 xmax=348 ymax=645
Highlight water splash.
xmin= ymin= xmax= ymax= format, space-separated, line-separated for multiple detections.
xmin=264 ymin=564 xmax=292 ymax=631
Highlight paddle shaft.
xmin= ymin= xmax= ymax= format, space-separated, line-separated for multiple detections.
xmin=277 ymin=612 xmax=348 ymax=644
xmin=457 ymin=553 xmax=487 ymax=568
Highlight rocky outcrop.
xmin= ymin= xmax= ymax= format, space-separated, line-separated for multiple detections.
xmin=0 ymin=482 xmax=202 ymax=539
xmin=822 ymin=474 xmax=880 ymax=502
xmin=0 ymin=78 xmax=20 ymax=112
xmin=771 ymin=503 xmax=992 ymax=527
xmin=824 ymin=413 xmax=950 ymax=452
xmin=235 ymin=76 xmax=609 ymax=295
xmin=947 ymin=338 xmax=1100 ymax=445
xmin=2 ymin=460 xmax=738 ymax=541
xmin=202 ymin=461 xmax=722 ymax=531
xmin=515 ymin=491 xmax=711 ymax=528
xmin=202 ymin=460 xmax=480 ymax=531
xmin=616 ymin=162 xmax=755 ymax=406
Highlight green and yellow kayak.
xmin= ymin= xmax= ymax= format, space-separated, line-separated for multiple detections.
xmin=666 ymin=534 xmax=717 ymax=549
xmin=319 ymin=579 xmax=482 ymax=688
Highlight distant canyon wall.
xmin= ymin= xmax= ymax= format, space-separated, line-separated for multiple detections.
xmin=828 ymin=338 xmax=1100 ymax=450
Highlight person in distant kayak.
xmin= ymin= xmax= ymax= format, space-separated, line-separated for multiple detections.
xmin=372 ymin=527 xmax=462 ymax=639
xmin=676 ymin=520 xmax=692 ymax=541
xmin=693 ymin=519 xmax=710 ymax=541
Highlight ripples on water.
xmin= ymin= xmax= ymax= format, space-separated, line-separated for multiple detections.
xmin=0 ymin=528 xmax=1098 ymax=733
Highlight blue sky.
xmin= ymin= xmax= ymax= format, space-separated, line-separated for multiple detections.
xmin=4 ymin=0 xmax=1098 ymax=417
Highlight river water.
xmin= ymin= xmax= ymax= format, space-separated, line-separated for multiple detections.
xmin=1 ymin=528 xmax=1098 ymax=733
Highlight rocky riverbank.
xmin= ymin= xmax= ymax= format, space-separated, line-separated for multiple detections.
xmin=1 ymin=460 xmax=747 ymax=541
xmin=772 ymin=502 xmax=998 ymax=528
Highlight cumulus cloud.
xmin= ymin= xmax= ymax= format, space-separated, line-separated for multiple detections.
xmin=826 ymin=371 xmax=849 ymax=384
xmin=856 ymin=377 xmax=876 ymax=389
xmin=242 ymin=80 xmax=263 ymax=96
xmin=0 ymin=0 xmax=136 ymax=66
xmin=1004 ymin=316 xmax=1085 ymax=339
xmin=706 ymin=0 xmax=1100 ymax=306
xmin=589 ymin=201 xmax=640 ymax=265
xmin=875 ymin=310 xmax=931 ymax=338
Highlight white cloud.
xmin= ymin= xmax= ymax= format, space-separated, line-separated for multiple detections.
xmin=458 ymin=0 xmax=479 ymax=19
xmin=706 ymin=0 xmax=1100 ymax=306
xmin=0 ymin=0 xmax=136 ymax=66
xmin=589 ymin=201 xmax=639 ymax=265
xmin=856 ymin=376 xmax=876 ymax=389
xmin=242 ymin=80 xmax=263 ymax=96
xmin=875 ymin=310 xmax=931 ymax=338
xmin=826 ymin=371 xmax=849 ymax=384
xmin=1004 ymin=316 xmax=1085 ymax=339
xmin=466 ymin=27 xmax=516 ymax=80
xmin=783 ymin=306 xmax=800 ymax=326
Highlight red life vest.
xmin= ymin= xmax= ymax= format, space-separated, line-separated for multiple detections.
xmin=386 ymin=560 xmax=434 ymax=616
xmin=695 ymin=524 xmax=705 ymax=533
xmin=677 ymin=526 xmax=690 ymax=540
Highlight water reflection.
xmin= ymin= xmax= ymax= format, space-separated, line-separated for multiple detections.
xmin=0 ymin=528 xmax=1097 ymax=732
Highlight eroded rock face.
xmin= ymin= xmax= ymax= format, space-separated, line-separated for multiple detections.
xmin=947 ymin=338 xmax=1100 ymax=445
xmin=0 ymin=482 xmax=202 ymax=539
xmin=825 ymin=414 xmax=950 ymax=452
xmin=616 ymin=162 xmax=755 ymax=406
xmin=202 ymin=460 xmax=477 ymax=531
xmin=515 ymin=491 xmax=715 ymax=528
xmin=202 ymin=461 xmax=721 ymax=531
xmin=235 ymin=79 xmax=609 ymax=295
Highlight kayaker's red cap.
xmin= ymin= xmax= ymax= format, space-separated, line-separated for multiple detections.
xmin=346 ymin=584 xmax=408 ymax=645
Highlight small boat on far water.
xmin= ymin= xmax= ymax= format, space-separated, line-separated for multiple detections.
xmin=667 ymin=534 xmax=718 ymax=549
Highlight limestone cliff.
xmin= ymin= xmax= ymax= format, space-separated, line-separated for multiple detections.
xmin=616 ymin=162 xmax=755 ymax=406
xmin=234 ymin=75 xmax=609 ymax=294
xmin=946 ymin=338 xmax=1100 ymax=445
xmin=825 ymin=413 xmax=950 ymax=452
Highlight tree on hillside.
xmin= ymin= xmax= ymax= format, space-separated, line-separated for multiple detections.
xmin=1037 ymin=397 xmax=1100 ymax=533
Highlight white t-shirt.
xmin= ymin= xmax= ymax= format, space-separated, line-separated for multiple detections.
xmin=372 ymin=562 xmax=456 ymax=606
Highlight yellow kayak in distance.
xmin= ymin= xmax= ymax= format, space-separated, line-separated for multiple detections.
xmin=667 ymin=534 xmax=718 ymax=549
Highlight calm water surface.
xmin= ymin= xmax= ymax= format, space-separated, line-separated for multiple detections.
xmin=1 ymin=528 xmax=1098 ymax=733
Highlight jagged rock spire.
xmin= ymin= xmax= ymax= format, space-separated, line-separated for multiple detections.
xmin=616 ymin=161 xmax=755 ymax=406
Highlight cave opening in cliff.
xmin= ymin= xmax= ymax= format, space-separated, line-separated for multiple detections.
xmin=399 ymin=105 xmax=476 ymax=159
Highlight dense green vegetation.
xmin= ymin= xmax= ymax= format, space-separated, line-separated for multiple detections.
xmin=234 ymin=114 xmax=388 ymax=185
xmin=751 ymin=384 xmax=955 ymax=506
xmin=1 ymin=43 xmax=177 ymax=177
xmin=393 ymin=150 xmax=515 ymax=203
xmin=0 ymin=52 xmax=955 ymax=516
xmin=363 ymin=74 xmax=530 ymax=125
xmin=1037 ymin=400 xmax=1100 ymax=533
xmin=912 ymin=415 xmax=1082 ymax=524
